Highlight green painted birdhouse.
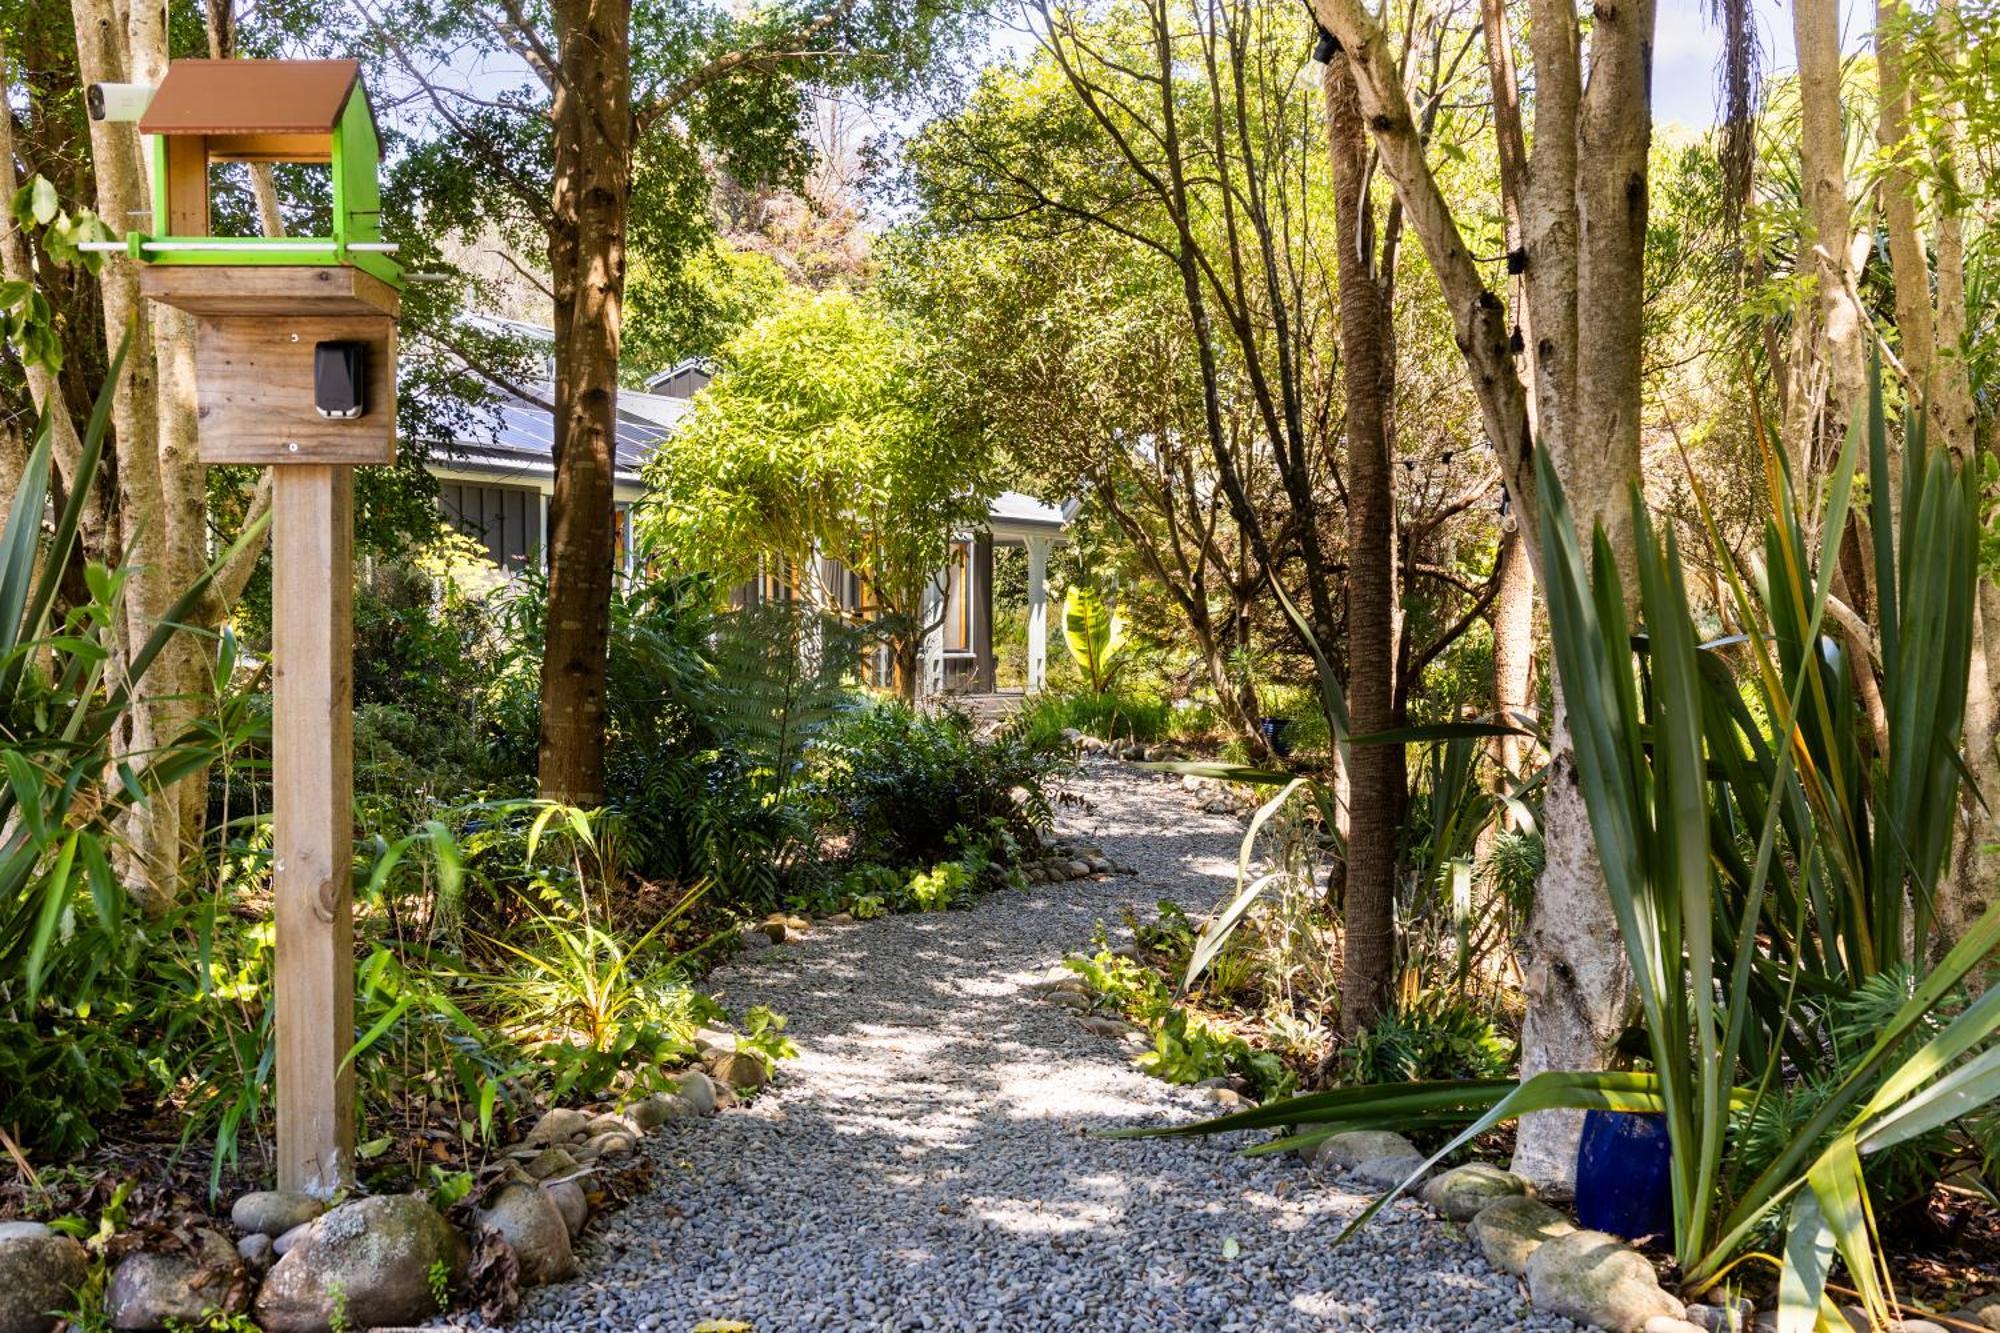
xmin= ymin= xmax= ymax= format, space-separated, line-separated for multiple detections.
xmin=129 ymin=59 xmax=403 ymax=466
xmin=133 ymin=59 xmax=402 ymax=289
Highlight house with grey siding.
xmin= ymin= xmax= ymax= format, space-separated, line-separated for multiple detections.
xmin=430 ymin=350 xmax=1070 ymax=699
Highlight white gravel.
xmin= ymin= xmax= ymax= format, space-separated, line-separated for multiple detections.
xmin=491 ymin=761 xmax=1581 ymax=1331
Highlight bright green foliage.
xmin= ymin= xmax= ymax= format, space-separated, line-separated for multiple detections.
xmin=822 ymin=819 xmax=1022 ymax=917
xmin=640 ymin=291 xmax=994 ymax=671
xmin=0 ymin=341 xmax=268 ymax=1152
xmin=1067 ymin=947 xmax=1178 ymax=1025
xmin=807 ymin=700 xmax=1059 ymax=872
xmin=1015 ymin=688 xmax=1173 ymax=747
xmin=625 ymin=240 xmax=790 ymax=374
xmin=1061 ymin=585 xmax=1127 ymax=695
xmin=904 ymin=861 xmax=973 ymax=912
xmin=738 ymin=1004 xmax=799 ymax=1075
xmin=1136 ymin=1010 xmax=1238 ymax=1085
xmin=1066 ymin=945 xmax=1292 ymax=1099
xmin=4 ymin=176 xmax=110 ymax=371
xmin=1341 ymin=991 xmax=1517 ymax=1086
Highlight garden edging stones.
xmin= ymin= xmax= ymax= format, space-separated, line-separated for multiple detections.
xmin=476 ymin=1179 xmax=577 ymax=1286
xmin=104 ymin=1229 xmax=245 ymax=1330
xmin=196 ymin=1050 xmax=752 ymax=1330
xmin=1952 ymin=1294 xmax=2000 ymax=1330
xmin=252 ymin=1193 xmax=468 ymax=1332
xmin=0 ymin=1221 xmax=88 ymax=1333
xmin=1314 ymin=1142 xmax=1694 ymax=1332
xmin=1421 ymin=1162 xmax=1532 ymax=1221
xmin=1525 ymin=1230 xmax=1687 ymax=1333
xmin=1304 ymin=1128 xmax=1419 ymax=1172
xmin=230 ymin=1190 xmax=325 ymax=1237
xmin=1467 ymin=1195 xmax=1575 ymax=1275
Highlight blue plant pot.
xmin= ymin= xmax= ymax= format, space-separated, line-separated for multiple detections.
xmin=1574 ymin=1109 xmax=1674 ymax=1243
xmin=1258 ymin=716 xmax=1295 ymax=758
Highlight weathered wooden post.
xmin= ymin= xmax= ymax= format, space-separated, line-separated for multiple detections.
xmin=90 ymin=59 xmax=402 ymax=1197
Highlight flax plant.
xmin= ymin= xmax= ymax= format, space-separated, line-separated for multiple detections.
xmin=1123 ymin=361 xmax=2000 ymax=1331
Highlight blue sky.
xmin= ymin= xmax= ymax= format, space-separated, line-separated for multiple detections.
xmin=1652 ymin=0 xmax=1869 ymax=129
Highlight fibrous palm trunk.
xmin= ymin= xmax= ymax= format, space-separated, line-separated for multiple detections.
xmin=1324 ymin=49 xmax=1401 ymax=1033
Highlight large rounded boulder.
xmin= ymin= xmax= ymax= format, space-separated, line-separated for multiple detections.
xmin=0 ymin=1222 xmax=87 ymax=1333
xmin=252 ymin=1194 xmax=466 ymax=1333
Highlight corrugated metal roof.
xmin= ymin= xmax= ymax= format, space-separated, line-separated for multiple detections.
xmin=987 ymin=491 xmax=1069 ymax=528
xmin=437 ymin=387 xmax=672 ymax=485
xmin=139 ymin=59 xmax=361 ymax=135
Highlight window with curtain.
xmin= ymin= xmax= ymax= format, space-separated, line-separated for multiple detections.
xmin=942 ymin=541 xmax=970 ymax=653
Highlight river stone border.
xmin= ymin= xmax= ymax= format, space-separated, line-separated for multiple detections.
xmin=1283 ymin=1131 xmax=1991 ymax=1332
xmin=74 ymin=1061 xmax=755 ymax=1333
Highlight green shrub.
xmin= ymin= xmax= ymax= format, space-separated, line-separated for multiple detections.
xmin=1016 ymin=689 xmax=1171 ymax=746
xmin=1731 ymin=970 xmax=1999 ymax=1233
xmin=352 ymin=530 xmax=505 ymax=733
xmin=0 ymin=345 xmax=271 ymax=1156
xmin=809 ymin=700 xmax=1059 ymax=869
xmin=904 ymin=860 xmax=974 ymax=911
xmin=1341 ymin=991 xmax=1517 ymax=1085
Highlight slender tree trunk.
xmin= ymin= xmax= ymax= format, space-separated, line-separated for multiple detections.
xmin=1324 ymin=50 xmax=1400 ymax=1033
xmin=68 ymin=0 xmax=218 ymax=910
xmin=893 ymin=638 xmax=920 ymax=702
xmin=1479 ymin=0 xmax=1538 ymax=833
xmin=1876 ymin=0 xmax=1931 ymax=395
xmin=1312 ymin=0 xmax=1651 ymax=1189
xmin=1788 ymin=0 xmax=1869 ymax=481
xmin=538 ymin=0 xmax=633 ymax=806
xmin=1489 ymin=525 xmax=1534 ymax=800
xmin=1868 ymin=0 xmax=1992 ymax=948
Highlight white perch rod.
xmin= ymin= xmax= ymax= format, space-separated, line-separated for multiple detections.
xmin=78 ymin=240 xmax=401 ymax=254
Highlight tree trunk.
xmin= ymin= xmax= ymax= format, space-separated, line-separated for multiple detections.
xmin=1875 ymin=0 xmax=1932 ymax=395
xmin=1922 ymin=0 xmax=1995 ymax=950
xmin=1511 ymin=0 xmax=1653 ymax=1193
xmin=1310 ymin=0 xmax=1651 ymax=1190
xmin=1489 ymin=524 xmax=1534 ymax=801
xmin=538 ymin=0 xmax=633 ymax=807
xmin=68 ymin=0 xmax=219 ymax=910
xmin=1787 ymin=0 xmax=1869 ymax=481
xmin=893 ymin=637 xmax=920 ymax=702
xmin=1324 ymin=51 xmax=1401 ymax=1034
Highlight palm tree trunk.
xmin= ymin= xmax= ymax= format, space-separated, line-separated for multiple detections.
xmin=1324 ymin=49 xmax=1400 ymax=1034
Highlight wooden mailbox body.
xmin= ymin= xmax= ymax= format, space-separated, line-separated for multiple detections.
xmin=142 ymin=266 xmax=398 ymax=465
xmin=135 ymin=60 xmax=399 ymax=467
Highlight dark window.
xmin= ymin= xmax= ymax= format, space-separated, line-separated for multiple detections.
xmin=440 ymin=483 xmax=540 ymax=571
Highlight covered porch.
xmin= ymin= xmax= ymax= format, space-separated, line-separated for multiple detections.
xmin=920 ymin=492 xmax=1071 ymax=703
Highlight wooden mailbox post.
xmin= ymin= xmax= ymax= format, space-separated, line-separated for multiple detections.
xmin=119 ymin=59 xmax=402 ymax=1197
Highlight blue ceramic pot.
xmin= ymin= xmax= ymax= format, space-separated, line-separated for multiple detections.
xmin=1258 ymin=716 xmax=1295 ymax=758
xmin=1574 ymin=1109 xmax=1674 ymax=1242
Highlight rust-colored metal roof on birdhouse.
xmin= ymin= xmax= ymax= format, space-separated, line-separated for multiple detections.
xmin=138 ymin=59 xmax=362 ymax=135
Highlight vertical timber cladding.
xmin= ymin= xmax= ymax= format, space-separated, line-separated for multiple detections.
xmin=130 ymin=57 xmax=404 ymax=1197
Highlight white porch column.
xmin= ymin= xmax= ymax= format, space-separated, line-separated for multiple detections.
xmin=920 ymin=576 xmax=945 ymax=700
xmin=800 ymin=544 xmax=825 ymax=675
xmin=1025 ymin=535 xmax=1050 ymax=693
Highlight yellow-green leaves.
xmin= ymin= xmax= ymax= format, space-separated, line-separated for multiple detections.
xmin=1061 ymin=584 xmax=1126 ymax=694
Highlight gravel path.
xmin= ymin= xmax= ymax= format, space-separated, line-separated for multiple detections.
xmin=501 ymin=762 xmax=1578 ymax=1332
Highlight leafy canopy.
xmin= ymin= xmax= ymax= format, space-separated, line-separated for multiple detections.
xmin=639 ymin=290 xmax=994 ymax=629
